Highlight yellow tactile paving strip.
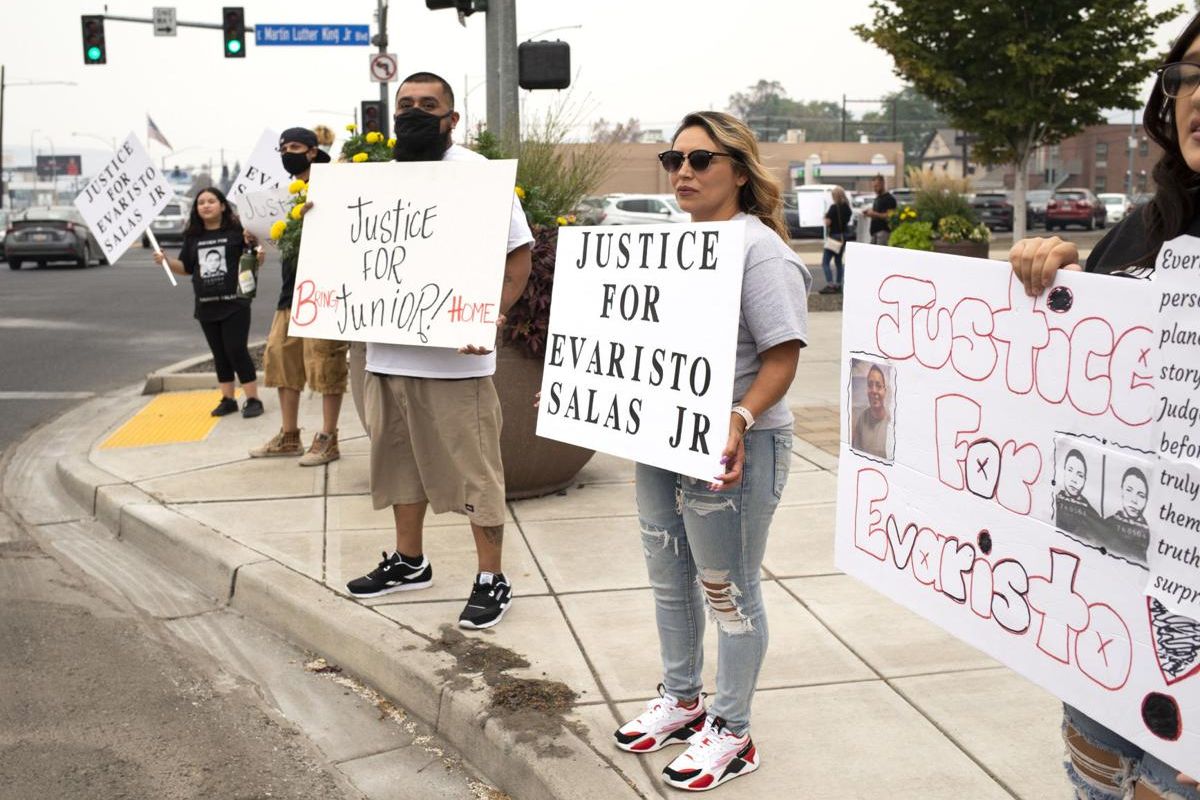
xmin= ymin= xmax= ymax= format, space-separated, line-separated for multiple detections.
xmin=101 ymin=391 xmax=230 ymax=450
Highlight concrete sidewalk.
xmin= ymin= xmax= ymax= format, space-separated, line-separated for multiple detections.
xmin=14 ymin=312 xmax=1072 ymax=799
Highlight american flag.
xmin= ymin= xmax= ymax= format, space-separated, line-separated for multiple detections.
xmin=146 ymin=114 xmax=173 ymax=150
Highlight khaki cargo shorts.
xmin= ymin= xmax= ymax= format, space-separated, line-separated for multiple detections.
xmin=364 ymin=372 xmax=505 ymax=527
xmin=262 ymin=308 xmax=349 ymax=394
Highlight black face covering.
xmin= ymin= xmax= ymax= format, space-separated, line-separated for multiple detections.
xmin=392 ymin=109 xmax=452 ymax=162
xmin=281 ymin=151 xmax=311 ymax=176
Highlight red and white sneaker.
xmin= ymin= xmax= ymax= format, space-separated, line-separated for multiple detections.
xmin=613 ymin=685 xmax=707 ymax=753
xmin=661 ymin=715 xmax=759 ymax=792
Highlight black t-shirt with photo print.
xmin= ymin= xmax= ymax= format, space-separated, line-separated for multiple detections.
xmin=178 ymin=224 xmax=251 ymax=322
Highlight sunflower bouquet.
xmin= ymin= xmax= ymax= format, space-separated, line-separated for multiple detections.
xmin=340 ymin=123 xmax=395 ymax=163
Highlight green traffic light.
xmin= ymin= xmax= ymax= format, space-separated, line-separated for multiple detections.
xmin=86 ymin=45 xmax=102 ymax=61
xmin=227 ymin=39 xmax=242 ymax=54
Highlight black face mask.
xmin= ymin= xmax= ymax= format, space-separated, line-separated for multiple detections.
xmin=281 ymin=151 xmax=311 ymax=176
xmin=392 ymin=109 xmax=452 ymax=162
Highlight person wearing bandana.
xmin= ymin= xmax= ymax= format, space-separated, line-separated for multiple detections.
xmin=249 ymin=127 xmax=350 ymax=467
xmin=345 ymin=72 xmax=534 ymax=630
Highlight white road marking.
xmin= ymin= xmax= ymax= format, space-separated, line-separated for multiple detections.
xmin=0 ymin=391 xmax=95 ymax=400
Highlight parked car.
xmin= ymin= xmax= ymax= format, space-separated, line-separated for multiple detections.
xmin=1130 ymin=192 xmax=1153 ymax=208
xmin=140 ymin=198 xmax=189 ymax=247
xmin=1025 ymin=189 xmax=1053 ymax=229
xmin=1097 ymin=192 xmax=1131 ymax=225
xmin=599 ymin=194 xmax=690 ymax=225
xmin=572 ymin=196 xmax=607 ymax=225
xmin=889 ymin=187 xmax=915 ymax=208
xmin=0 ymin=210 xmax=8 ymax=262
xmin=5 ymin=206 xmax=106 ymax=270
xmin=1046 ymin=188 xmax=1106 ymax=231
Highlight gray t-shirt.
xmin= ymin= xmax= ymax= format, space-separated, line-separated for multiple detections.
xmin=733 ymin=214 xmax=812 ymax=430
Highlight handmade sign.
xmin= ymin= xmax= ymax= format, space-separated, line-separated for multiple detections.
xmin=227 ymin=128 xmax=288 ymax=200
xmin=73 ymin=132 xmax=174 ymax=264
xmin=231 ymin=186 xmax=292 ymax=245
xmin=536 ymin=222 xmax=745 ymax=482
xmin=835 ymin=241 xmax=1199 ymax=775
xmin=287 ymin=159 xmax=518 ymax=348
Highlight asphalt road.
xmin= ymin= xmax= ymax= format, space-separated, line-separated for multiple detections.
xmin=0 ymin=244 xmax=282 ymax=453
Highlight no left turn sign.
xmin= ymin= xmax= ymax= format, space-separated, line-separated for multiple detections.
xmin=370 ymin=53 xmax=398 ymax=83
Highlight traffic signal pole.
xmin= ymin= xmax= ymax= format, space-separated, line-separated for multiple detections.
xmin=374 ymin=0 xmax=390 ymax=138
xmin=484 ymin=0 xmax=519 ymax=154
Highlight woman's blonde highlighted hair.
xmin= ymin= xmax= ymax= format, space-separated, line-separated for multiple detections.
xmin=671 ymin=111 xmax=788 ymax=241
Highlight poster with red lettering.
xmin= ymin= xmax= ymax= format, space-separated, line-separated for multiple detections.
xmin=835 ymin=241 xmax=1199 ymax=775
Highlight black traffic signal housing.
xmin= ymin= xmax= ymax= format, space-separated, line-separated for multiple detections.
xmin=361 ymin=100 xmax=386 ymax=136
xmin=519 ymin=41 xmax=570 ymax=90
xmin=425 ymin=0 xmax=485 ymax=14
xmin=81 ymin=15 xmax=107 ymax=65
xmin=223 ymin=7 xmax=246 ymax=58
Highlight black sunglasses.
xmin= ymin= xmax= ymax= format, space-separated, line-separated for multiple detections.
xmin=658 ymin=149 xmax=737 ymax=173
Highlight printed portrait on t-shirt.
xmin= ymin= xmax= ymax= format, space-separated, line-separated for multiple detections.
xmin=848 ymin=357 xmax=896 ymax=462
xmin=198 ymin=245 xmax=226 ymax=280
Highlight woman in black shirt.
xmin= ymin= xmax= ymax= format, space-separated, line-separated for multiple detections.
xmin=155 ymin=187 xmax=264 ymax=418
xmin=819 ymin=187 xmax=853 ymax=294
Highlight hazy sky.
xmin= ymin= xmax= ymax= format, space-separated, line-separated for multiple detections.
xmin=0 ymin=0 xmax=1190 ymax=174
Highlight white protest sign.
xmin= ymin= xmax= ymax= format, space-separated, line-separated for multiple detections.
xmin=796 ymin=191 xmax=828 ymax=229
xmin=73 ymin=132 xmax=173 ymax=264
xmin=536 ymin=222 xmax=745 ymax=482
xmin=287 ymin=159 xmax=518 ymax=348
xmin=835 ymin=242 xmax=1198 ymax=775
xmin=231 ymin=186 xmax=293 ymax=244
xmin=228 ymin=128 xmax=288 ymax=200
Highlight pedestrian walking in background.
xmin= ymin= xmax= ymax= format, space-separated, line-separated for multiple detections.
xmin=249 ymin=126 xmax=348 ymax=467
xmin=154 ymin=187 xmax=263 ymax=418
xmin=613 ymin=111 xmax=810 ymax=793
xmin=863 ymin=174 xmax=897 ymax=246
xmin=1009 ymin=11 xmax=1200 ymax=797
xmin=819 ymin=186 xmax=852 ymax=293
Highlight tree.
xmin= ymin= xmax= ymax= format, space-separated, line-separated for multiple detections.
xmin=855 ymin=1 xmax=1181 ymax=239
xmin=728 ymin=80 xmax=844 ymax=141
xmin=858 ymin=86 xmax=949 ymax=163
xmin=591 ymin=117 xmax=642 ymax=144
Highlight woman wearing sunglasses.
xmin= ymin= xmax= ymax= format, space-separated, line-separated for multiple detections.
xmin=611 ymin=112 xmax=811 ymax=793
xmin=1010 ymin=12 xmax=1200 ymax=800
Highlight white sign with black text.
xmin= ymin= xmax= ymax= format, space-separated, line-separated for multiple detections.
xmin=230 ymin=187 xmax=293 ymax=245
xmin=228 ymin=129 xmax=289 ymax=201
xmin=536 ymin=222 xmax=746 ymax=482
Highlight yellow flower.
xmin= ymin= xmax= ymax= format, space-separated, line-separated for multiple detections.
xmin=365 ymin=131 xmax=383 ymax=144
xmin=289 ymin=204 xmax=305 ymax=221
xmin=287 ymin=179 xmax=307 ymax=195
xmin=269 ymin=220 xmax=287 ymax=240
xmin=556 ymin=216 xmax=568 ymax=226
xmin=567 ymin=214 xmax=577 ymax=223
xmin=351 ymin=152 xmax=369 ymax=163
xmin=386 ymin=137 xmax=396 ymax=148
xmin=514 ymin=186 xmax=526 ymax=200
xmin=345 ymin=123 xmax=357 ymax=132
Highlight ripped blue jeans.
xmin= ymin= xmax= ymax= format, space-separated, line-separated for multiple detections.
xmin=635 ymin=428 xmax=792 ymax=736
xmin=1063 ymin=705 xmax=1200 ymax=799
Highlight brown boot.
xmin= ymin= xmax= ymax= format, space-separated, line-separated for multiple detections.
xmin=249 ymin=428 xmax=303 ymax=458
xmin=298 ymin=430 xmax=339 ymax=467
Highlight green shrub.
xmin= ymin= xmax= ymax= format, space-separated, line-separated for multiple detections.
xmin=889 ymin=221 xmax=934 ymax=251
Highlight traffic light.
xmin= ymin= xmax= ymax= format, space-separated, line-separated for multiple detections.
xmin=425 ymin=0 xmax=485 ymax=14
xmin=81 ymin=15 xmax=106 ymax=65
xmin=361 ymin=100 xmax=386 ymax=136
xmin=519 ymin=41 xmax=571 ymax=90
xmin=222 ymin=7 xmax=245 ymax=58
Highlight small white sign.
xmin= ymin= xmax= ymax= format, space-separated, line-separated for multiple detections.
xmin=73 ymin=132 xmax=174 ymax=264
xmin=536 ymin=222 xmax=746 ymax=482
xmin=228 ymin=129 xmax=290 ymax=202
xmin=370 ymin=52 xmax=398 ymax=83
xmin=153 ymin=7 xmax=176 ymax=36
xmin=287 ymin=159 xmax=519 ymax=349
xmin=231 ymin=186 xmax=293 ymax=245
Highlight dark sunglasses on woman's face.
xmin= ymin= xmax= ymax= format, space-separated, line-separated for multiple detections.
xmin=1160 ymin=61 xmax=1200 ymax=99
xmin=657 ymin=149 xmax=736 ymax=173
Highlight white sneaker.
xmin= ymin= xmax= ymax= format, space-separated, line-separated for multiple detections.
xmin=613 ymin=685 xmax=707 ymax=753
xmin=661 ymin=715 xmax=759 ymax=792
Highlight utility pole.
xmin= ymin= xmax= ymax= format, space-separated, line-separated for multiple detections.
xmin=1126 ymin=108 xmax=1136 ymax=196
xmin=0 ymin=65 xmax=5 ymax=209
xmin=841 ymin=94 xmax=847 ymax=142
xmin=375 ymin=0 xmax=390 ymax=138
xmin=485 ymin=0 xmax=520 ymax=154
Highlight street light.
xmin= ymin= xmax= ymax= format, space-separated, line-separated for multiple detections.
xmin=0 ymin=67 xmax=77 ymax=209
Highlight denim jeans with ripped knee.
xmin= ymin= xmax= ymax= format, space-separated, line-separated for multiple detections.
xmin=1063 ymin=704 xmax=1200 ymax=800
xmin=635 ymin=428 xmax=792 ymax=736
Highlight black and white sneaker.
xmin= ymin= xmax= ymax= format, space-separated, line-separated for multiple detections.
xmin=458 ymin=572 xmax=512 ymax=629
xmin=346 ymin=551 xmax=432 ymax=598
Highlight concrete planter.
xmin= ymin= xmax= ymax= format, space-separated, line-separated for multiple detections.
xmin=933 ymin=240 xmax=990 ymax=260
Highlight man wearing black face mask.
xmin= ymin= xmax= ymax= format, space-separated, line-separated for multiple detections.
xmin=250 ymin=127 xmax=349 ymax=467
xmin=346 ymin=72 xmax=534 ymax=631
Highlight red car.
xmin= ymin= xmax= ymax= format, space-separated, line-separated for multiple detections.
xmin=1045 ymin=188 xmax=1107 ymax=231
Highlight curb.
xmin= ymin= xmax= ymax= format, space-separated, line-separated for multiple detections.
xmin=44 ymin=409 xmax=644 ymax=800
xmin=142 ymin=339 xmax=268 ymax=395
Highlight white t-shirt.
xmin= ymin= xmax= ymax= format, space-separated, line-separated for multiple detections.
xmin=365 ymin=144 xmax=535 ymax=378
